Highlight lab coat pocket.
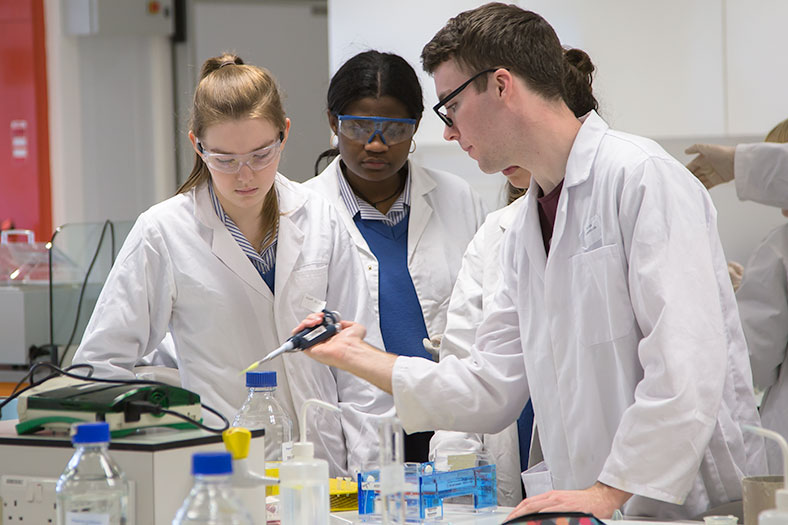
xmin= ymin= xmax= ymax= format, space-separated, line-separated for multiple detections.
xmin=290 ymin=264 xmax=329 ymax=313
xmin=570 ymin=244 xmax=635 ymax=347
xmin=521 ymin=461 xmax=553 ymax=497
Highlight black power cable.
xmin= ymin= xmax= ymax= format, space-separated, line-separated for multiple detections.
xmin=57 ymin=220 xmax=113 ymax=367
xmin=0 ymin=362 xmax=229 ymax=434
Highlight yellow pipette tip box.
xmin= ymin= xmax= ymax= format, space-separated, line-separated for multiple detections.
xmin=329 ymin=477 xmax=358 ymax=512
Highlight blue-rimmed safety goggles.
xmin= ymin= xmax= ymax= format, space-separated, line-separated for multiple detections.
xmin=337 ymin=115 xmax=417 ymax=146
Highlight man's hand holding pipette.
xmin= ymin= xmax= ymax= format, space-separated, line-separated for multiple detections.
xmin=294 ymin=311 xmax=397 ymax=395
xmin=241 ymin=310 xmax=343 ymax=374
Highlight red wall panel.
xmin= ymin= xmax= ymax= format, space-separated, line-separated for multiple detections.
xmin=0 ymin=0 xmax=51 ymax=241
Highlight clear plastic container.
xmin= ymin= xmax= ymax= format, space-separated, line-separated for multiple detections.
xmin=172 ymin=451 xmax=253 ymax=525
xmin=279 ymin=399 xmax=338 ymax=525
xmin=233 ymin=371 xmax=293 ymax=462
xmin=56 ymin=421 xmax=129 ymax=525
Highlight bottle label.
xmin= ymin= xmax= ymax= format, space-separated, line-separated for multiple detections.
xmin=282 ymin=441 xmax=294 ymax=461
xmin=65 ymin=512 xmax=110 ymax=525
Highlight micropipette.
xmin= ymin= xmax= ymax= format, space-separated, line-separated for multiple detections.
xmin=241 ymin=310 xmax=342 ymax=374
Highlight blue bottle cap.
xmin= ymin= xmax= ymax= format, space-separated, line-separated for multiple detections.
xmin=71 ymin=422 xmax=110 ymax=444
xmin=245 ymin=370 xmax=277 ymax=388
xmin=192 ymin=452 xmax=233 ymax=476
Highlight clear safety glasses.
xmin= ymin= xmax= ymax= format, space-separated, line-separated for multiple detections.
xmin=337 ymin=115 xmax=417 ymax=146
xmin=196 ymin=132 xmax=283 ymax=174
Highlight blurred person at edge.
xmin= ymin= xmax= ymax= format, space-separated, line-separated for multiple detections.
xmin=735 ymin=117 xmax=788 ymax=475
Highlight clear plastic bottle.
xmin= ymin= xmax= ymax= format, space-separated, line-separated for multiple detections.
xmin=279 ymin=399 xmax=338 ymax=525
xmin=233 ymin=371 xmax=293 ymax=463
xmin=172 ymin=451 xmax=254 ymax=525
xmin=56 ymin=421 xmax=129 ymax=525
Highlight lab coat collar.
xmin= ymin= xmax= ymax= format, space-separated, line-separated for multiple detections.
xmin=498 ymin=195 xmax=525 ymax=232
xmin=323 ymin=157 xmax=376 ymax=259
xmin=522 ymin=110 xmax=608 ymax=276
xmin=407 ymin=160 xmax=437 ymax=263
xmin=272 ymin=175 xmax=306 ymax=302
xmin=321 ymin=156 xmax=438 ymax=263
xmin=563 ymin=110 xmax=608 ymax=190
xmin=192 ymin=174 xmax=306 ymax=299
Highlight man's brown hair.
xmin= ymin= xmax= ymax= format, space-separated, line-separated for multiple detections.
xmin=421 ymin=3 xmax=565 ymax=101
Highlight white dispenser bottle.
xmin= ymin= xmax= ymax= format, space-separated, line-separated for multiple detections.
xmin=745 ymin=425 xmax=788 ymax=525
xmin=278 ymin=399 xmax=339 ymax=525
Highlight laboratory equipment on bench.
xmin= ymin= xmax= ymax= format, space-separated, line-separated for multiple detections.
xmin=223 ymin=427 xmax=278 ymax=523
xmin=0 ymin=229 xmax=79 ymax=367
xmin=379 ymin=417 xmax=406 ymax=523
xmin=242 ymin=310 xmax=342 ymax=373
xmin=279 ymin=398 xmax=338 ymax=524
xmin=744 ymin=425 xmax=788 ymax=525
xmin=173 ymin=451 xmax=254 ymax=525
xmin=15 ymin=375 xmax=202 ymax=436
xmin=358 ymin=458 xmax=497 ymax=521
xmin=56 ymin=421 xmax=130 ymax=525
xmin=232 ymin=370 xmax=293 ymax=465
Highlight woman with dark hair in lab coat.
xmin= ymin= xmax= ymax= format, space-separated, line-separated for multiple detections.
xmin=73 ymin=53 xmax=392 ymax=477
xmin=306 ymin=50 xmax=487 ymax=462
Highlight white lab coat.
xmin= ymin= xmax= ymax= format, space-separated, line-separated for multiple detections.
xmin=737 ymin=223 xmax=788 ymax=474
xmin=391 ymin=111 xmax=766 ymax=519
xmin=430 ymin=197 xmax=524 ymax=507
xmin=304 ymin=157 xmax=487 ymax=340
xmin=74 ymin=175 xmax=394 ymax=476
xmin=735 ymin=142 xmax=788 ymax=207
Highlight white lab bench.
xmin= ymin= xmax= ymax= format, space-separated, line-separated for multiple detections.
xmin=0 ymin=415 xmax=705 ymax=525
xmin=0 ymin=418 xmax=265 ymax=524
xmin=331 ymin=507 xmax=515 ymax=523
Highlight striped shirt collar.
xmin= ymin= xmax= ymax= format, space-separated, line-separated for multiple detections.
xmin=207 ymin=181 xmax=277 ymax=274
xmin=336 ymin=161 xmax=411 ymax=226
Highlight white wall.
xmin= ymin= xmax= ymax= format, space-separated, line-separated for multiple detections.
xmin=45 ymin=0 xmax=176 ymax=228
xmin=327 ymin=0 xmax=788 ymax=264
xmin=177 ymin=1 xmax=329 ymax=184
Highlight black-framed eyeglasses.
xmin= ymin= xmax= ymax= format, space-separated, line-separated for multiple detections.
xmin=432 ymin=67 xmax=504 ymax=127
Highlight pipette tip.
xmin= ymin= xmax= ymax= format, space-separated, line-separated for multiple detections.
xmin=240 ymin=360 xmax=262 ymax=375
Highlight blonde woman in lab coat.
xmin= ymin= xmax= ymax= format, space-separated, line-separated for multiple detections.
xmin=430 ymin=48 xmax=600 ymax=507
xmin=73 ymin=54 xmax=392 ymax=477
xmin=735 ymin=118 xmax=788 ymax=475
xmin=305 ymin=50 xmax=486 ymax=462
xmin=295 ymin=4 xmax=766 ymax=520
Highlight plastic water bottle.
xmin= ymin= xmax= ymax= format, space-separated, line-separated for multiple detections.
xmin=233 ymin=371 xmax=293 ymax=463
xmin=172 ymin=451 xmax=253 ymax=524
xmin=56 ymin=421 xmax=129 ymax=525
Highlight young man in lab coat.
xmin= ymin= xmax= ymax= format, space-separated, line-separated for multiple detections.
xmin=297 ymin=3 xmax=766 ymax=520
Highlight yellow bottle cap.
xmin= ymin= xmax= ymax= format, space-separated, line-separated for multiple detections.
xmin=222 ymin=427 xmax=251 ymax=460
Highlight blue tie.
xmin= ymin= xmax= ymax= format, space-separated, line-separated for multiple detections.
xmin=517 ymin=400 xmax=534 ymax=474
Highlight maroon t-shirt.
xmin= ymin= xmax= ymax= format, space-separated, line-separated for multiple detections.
xmin=537 ymin=180 xmax=564 ymax=255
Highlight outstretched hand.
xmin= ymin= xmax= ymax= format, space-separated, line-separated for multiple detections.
xmin=685 ymin=143 xmax=735 ymax=189
xmin=507 ymin=483 xmax=631 ymax=521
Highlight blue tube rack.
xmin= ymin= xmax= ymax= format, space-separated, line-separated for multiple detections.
xmin=358 ymin=461 xmax=497 ymax=521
